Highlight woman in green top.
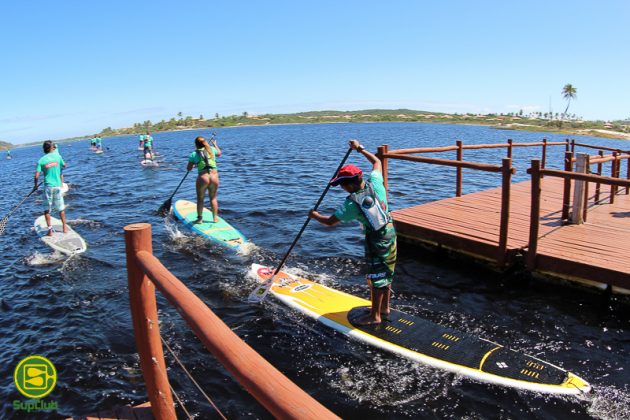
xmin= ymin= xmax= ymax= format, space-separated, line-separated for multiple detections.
xmin=187 ymin=135 xmax=221 ymax=223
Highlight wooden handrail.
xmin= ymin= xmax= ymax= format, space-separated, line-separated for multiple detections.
xmin=388 ymin=141 xmax=566 ymax=155
xmin=573 ymin=142 xmax=623 ymax=153
xmin=388 ymin=145 xmax=458 ymax=154
xmin=382 ymin=153 xmax=512 ymax=173
xmin=124 ymin=224 xmax=176 ymax=420
xmin=526 ymin=168 xmax=630 ymax=187
xmin=125 ymin=224 xmax=339 ymax=420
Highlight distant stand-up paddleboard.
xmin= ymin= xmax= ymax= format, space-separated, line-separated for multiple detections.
xmin=95 ymin=150 xmax=104 ymax=154
xmin=140 ymin=159 xmax=159 ymax=167
xmin=137 ymin=147 xmax=144 ymax=151
xmin=250 ymin=264 xmax=591 ymax=395
xmin=173 ymin=200 xmax=248 ymax=249
xmin=34 ymin=215 xmax=87 ymax=256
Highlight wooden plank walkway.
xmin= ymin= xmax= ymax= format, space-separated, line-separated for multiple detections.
xmin=393 ymin=177 xmax=630 ymax=291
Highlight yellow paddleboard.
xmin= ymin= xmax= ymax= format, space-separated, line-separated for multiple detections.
xmin=251 ymin=264 xmax=590 ymax=395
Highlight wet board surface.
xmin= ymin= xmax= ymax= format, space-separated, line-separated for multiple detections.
xmin=34 ymin=215 xmax=87 ymax=255
xmin=251 ymin=264 xmax=591 ymax=395
xmin=140 ymin=160 xmax=159 ymax=167
xmin=173 ymin=200 xmax=248 ymax=249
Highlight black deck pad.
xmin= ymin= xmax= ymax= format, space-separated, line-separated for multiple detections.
xmin=347 ymin=307 xmax=567 ymax=385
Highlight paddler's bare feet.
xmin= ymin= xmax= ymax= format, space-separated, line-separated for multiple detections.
xmin=47 ymin=229 xmax=53 ymax=237
xmin=213 ymin=215 xmax=219 ymax=223
xmin=381 ymin=312 xmax=391 ymax=322
xmin=63 ymin=227 xmax=68 ymax=234
xmin=193 ymin=218 xmax=203 ymax=224
xmin=355 ymin=314 xmax=381 ymax=326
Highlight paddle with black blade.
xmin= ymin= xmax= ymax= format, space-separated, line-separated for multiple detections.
xmin=0 ymin=183 xmax=42 ymax=235
xmin=248 ymin=147 xmax=353 ymax=303
xmin=157 ymin=170 xmax=191 ymax=216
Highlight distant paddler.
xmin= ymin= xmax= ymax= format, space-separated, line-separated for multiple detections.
xmin=309 ymin=139 xmax=397 ymax=325
xmin=138 ymin=133 xmax=146 ymax=150
xmin=34 ymin=140 xmax=68 ymax=236
xmin=90 ymin=136 xmax=97 ymax=150
xmin=142 ymin=131 xmax=155 ymax=161
xmin=6 ymin=150 xmax=11 ymax=159
xmin=95 ymin=136 xmax=103 ymax=151
xmin=187 ymin=135 xmax=221 ymax=223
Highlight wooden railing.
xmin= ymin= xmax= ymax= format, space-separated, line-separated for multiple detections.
xmin=124 ymin=223 xmax=339 ymax=420
xmin=526 ymin=161 xmax=630 ymax=271
xmin=376 ymin=138 xmax=630 ymax=267
xmin=377 ymin=143 xmax=516 ymax=266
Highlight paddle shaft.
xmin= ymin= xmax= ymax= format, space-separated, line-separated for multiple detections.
xmin=169 ymin=170 xmax=190 ymax=201
xmin=0 ymin=183 xmax=42 ymax=233
xmin=270 ymin=147 xmax=353 ymax=277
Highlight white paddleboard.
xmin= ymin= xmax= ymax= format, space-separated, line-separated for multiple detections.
xmin=95 ymin=150 xmax=104 ymax=154
xmin=140 ymin=160 xmax=159 ymax=167
xmin=34 ymin=216 xmax=87 ymax=255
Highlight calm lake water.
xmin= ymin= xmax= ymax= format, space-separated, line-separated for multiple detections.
xmin=0 ymin=122 xmax=628 ymax=419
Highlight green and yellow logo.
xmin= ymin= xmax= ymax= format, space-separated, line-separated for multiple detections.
xmin=13 ymin=355 xmax=57 ymax=399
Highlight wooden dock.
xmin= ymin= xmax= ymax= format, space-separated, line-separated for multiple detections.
xmin=393 ymin=177 xmax=630 ymax=291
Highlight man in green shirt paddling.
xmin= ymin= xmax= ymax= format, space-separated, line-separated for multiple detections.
xmin=34 ymin=140 xmax=68 ymax=236
xmin=310 ymin=139 xmax=397 ymax=325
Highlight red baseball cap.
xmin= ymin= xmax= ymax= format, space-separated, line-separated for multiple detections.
xmin=330 ymin=165 xmax=363 ymax=186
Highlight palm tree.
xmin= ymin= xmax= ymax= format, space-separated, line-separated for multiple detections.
xmin=562 ymin=84 xmax=577 ymax=118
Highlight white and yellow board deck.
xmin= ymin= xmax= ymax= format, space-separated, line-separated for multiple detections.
xmin=251 ymin=264 xmax=591 ymax=395
xmin=34 ymin=215 xmax=87 ymax=256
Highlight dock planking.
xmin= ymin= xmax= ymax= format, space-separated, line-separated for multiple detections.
xmin=393 ymin=177 xmax=630 ymax=291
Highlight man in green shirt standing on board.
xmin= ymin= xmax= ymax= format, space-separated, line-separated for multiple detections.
xmin=34 ymin=140 xmax=68 ymax=236
xmin=310 ymin=139 xmax=397 ymax=325
xmin=143 ymin=132 xmax=154 ymax=160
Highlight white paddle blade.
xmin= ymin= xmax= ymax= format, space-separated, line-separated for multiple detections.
xmin=248 ymin=280 xmax=273 ymax=303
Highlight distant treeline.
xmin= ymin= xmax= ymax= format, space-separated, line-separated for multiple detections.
xmin=98 ymin=109 xmax=630 ymax=138
xmin=0 ymin=140 xmax=12 ymax=150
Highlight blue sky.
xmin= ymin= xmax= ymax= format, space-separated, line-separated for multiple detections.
xmin=1 ymin=0 xmax=628 ymax=144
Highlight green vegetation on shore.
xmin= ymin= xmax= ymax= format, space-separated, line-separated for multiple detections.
xmin=0 ymin=140 xmax=13 ymax=151
xmin=99 ymin=109 xmax=630 ymax=141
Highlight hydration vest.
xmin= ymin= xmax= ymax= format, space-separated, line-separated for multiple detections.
xmin=348 ymin=181 xmax=391 ymax=232
xmin=196 ymin=148 xmax=215 ymax=172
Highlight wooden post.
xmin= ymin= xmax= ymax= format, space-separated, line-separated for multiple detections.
xmin=595 ymin=150 xmax=603 ymax=203
xmin=527 ymin=160 xmax=541 ymax=270
xmin=456 ymin=140 xmax=463 ymax=197
xmin=561 ymin=151 xmax=573 ymax=220
xmin=541 ymin=138 xmax=548 ymax=170
xmin=507 ymin=139 xmax=513 ymax=159
xmin=124 ymin=224 xmax=176 ymax=420
xmin=570 ymin=154 xmax=588 ymax=224
xmin=565 ymin=139 xmax=570 ymax=152
xmin=626 ymin=156 xmax=630 ymax=194
xmin=582 ymin=155 xmax=590 ymax=223
xmin=497 ymin=158 xmax=512 ymax=267
xmin=571 ymin=139 xmax=575 ymax=153
xmin=377 ymin=144 xmax=389 ymax=194
xmin=610 ymin=152 xmax=619 ymax=204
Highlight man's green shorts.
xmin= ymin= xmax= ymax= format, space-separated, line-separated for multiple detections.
xmin=364 ymin=221 xmax=397 ymax=289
